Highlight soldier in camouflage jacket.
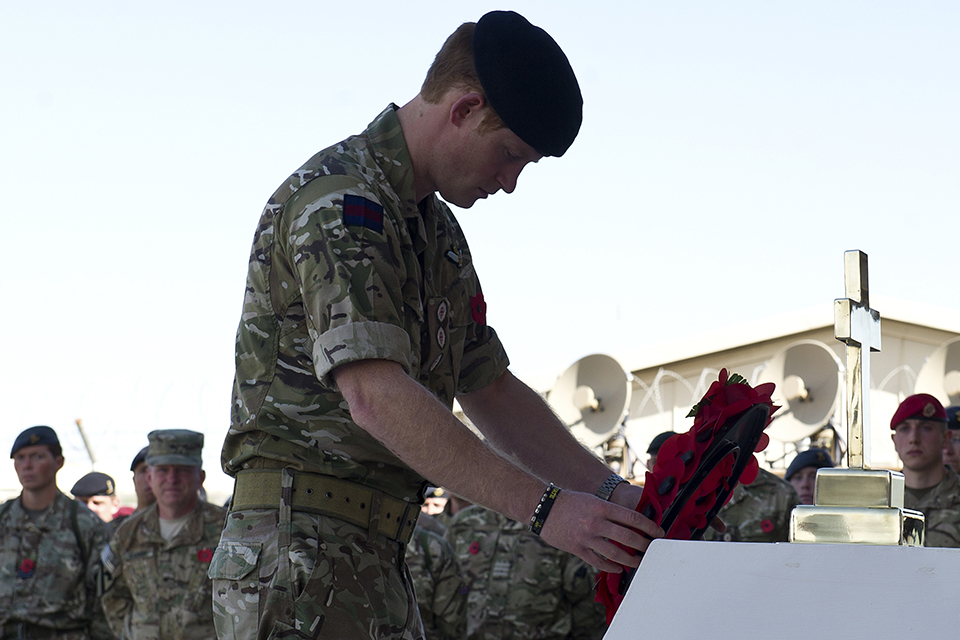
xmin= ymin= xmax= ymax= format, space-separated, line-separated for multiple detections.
xmin=447 ymin=505 xmax=606 ymax=640
xmin=1 ymin=426 xmax=113 ymax=640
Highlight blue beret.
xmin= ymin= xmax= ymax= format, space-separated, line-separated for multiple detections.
xmin=785 ymin=448 xmax=835 ymax=481
xmin=11 ymin=426 xmax=60 ymax=458
xmin=131 ymin=446 xmax=150 ymax=471
xmin=473 ymin=11 xmax=582 ymax=157
xmin=71 ymin=471 xmax=117 ymax=497
xmin=947 ymin=406 xmax=960 ymax=431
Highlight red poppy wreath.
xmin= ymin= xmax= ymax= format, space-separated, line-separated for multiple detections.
xmin=595 ymin=369 xmax=779 ymax=623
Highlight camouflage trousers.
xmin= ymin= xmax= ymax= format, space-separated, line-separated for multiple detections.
xmin=209 ymin=508 xmax=425 ymax=640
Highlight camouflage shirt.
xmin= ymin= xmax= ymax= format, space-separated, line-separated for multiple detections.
xmin=222 ymin=105 xmax=509 ymax=503
xmin=904 ymin=468 xmax=960 ymax=548
xmin=703 ymin=468 xmax=800 ymax=543
xmin=405 ymin=523 xmax=467 ymax=640
xmin=447 ymin=505 xmax=606 ymax=640
xmin=100 ymin=501 xmax=226 ymax=640
xmin=0 ymin=491 xmax=113 ymax=639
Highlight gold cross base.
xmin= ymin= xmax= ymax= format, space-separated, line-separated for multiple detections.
xmin=789 ymin=468 xmax=925 ymax=546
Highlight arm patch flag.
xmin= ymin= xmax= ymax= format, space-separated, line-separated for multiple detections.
xmin=343 ymin=195 xmax=384 ymax=233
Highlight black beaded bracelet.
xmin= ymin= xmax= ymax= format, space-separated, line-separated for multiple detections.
xmin=529 ymin=483 xmax=561 ymax=536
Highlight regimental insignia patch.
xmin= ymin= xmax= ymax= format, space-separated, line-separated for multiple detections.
xmin=343 ymin=195 xmax=384 ymax=233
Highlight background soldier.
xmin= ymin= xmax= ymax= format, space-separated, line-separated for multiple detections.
xmin=1 ymin=426 xmax=113 ymax=640
xmin=784 ymin=448 xmax=835 ymax=505
xmin=703 ymin=468 xmax=801 ymax=543
xmin=447 ymin=504 xmax=607 ymax=640
xmin=942 ymin=406 xmax=960 ymax=473
xmin=71 ymin=472 xmax=121 ymax=524
xmin=405 ymin=513 xmax=468 ymax=640
xmin=890 ymin=394 xmax=960 ymax=547
xmin=100 ymin=430 xmax=225 ymax=640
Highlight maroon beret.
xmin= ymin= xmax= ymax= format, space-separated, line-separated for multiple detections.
xmin=890 ymin=393 xmax=947 ymax=429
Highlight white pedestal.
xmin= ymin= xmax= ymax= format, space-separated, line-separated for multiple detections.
xmin=604 ymin=539 xmax=960 ymax=639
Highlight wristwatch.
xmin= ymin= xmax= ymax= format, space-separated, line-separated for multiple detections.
xmin=596 ymin=472 xmax=627 ymax=501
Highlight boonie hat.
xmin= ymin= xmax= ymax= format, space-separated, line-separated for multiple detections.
xmin=473 ymin=10 xmax=582 ymax=157
xmin=785 ymin=448 xmax=835 ymax=481
xmin=11 ymin=426 xmax=60 ymax=458
xmin=146 ymin=429 xmax=204 ymax=467
xmin=71 ymin=471 xmax=117 ymax=497
xmin=890 ymin=393 xmax=947 ymax=430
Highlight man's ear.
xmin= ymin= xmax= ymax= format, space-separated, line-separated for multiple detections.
xmin=449 ymin=92 xmax=486 ymax=127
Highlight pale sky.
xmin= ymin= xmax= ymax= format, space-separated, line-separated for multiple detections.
xmin=2 ymin=1 xmax=958 ymax=499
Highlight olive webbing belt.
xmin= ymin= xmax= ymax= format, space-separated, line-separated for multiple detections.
xmin=231 ymin=469 xmax=418 ymax=545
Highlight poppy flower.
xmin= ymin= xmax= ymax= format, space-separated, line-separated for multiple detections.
xmin=197 ymin=548 xmax=213 ymax=563
xmin=761 ymin=519 xmax=775 ymax=533
xmin=470 ymin=293 xmax=486 ymax=325
xmin=18 ymin=558 xmax=35 ymax=578
xmin=468 ymin=541 xmax=480 ymax=555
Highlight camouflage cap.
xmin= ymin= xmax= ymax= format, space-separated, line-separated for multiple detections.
xmin=11 ymin=425 xmax=60 ymax=457
xmin=71 ymin=471 xmax=117 ymax=497
xmin=146 ymin=429 xmax=204 ymax=467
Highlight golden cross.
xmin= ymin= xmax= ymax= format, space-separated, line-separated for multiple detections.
xmin=834 ymin=250 xmax=882 ymax=469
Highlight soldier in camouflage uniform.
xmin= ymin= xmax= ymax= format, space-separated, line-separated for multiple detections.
xmin=210 ymin=10 xmax=661 ymax=640
xmin=447 ymin=505 xmax=606 ymax=640
xmin=890 ymin=394 xmax=960 ymax=547
xmin=702 ymin=468 xmax=800 ymax=543
xmin=405 ymin=514 xmax=467 ymax=640
xmin=101 ymin=430 xmax=226 ymax=640
xmin=1 ymin=426 xmax=113 ymax=640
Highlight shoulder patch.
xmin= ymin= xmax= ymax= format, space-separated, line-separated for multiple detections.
xmin=343 ymin=195 xmax=384 ymax=233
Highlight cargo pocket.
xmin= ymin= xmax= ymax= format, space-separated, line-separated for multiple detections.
xmin=209 ymin=540 xmax=263 ymax=639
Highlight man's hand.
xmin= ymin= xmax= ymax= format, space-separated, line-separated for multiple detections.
xmin=538 ymin=489 xmax=663 ymax=573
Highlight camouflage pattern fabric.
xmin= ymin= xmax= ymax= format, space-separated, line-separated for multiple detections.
xmin=221 ymin=104 xmax=509 ymax=504
xmin=209 ymin=508 xmax=424 ymax=640
xmin=904 ymin=468 xmax=960 ymax=548
xmin=100 ymin=501 xmax=226 ymax=640
xmin=703 ymin=468 xmax=801 ymax=543
xmin=0 ymin=491 xmax=113 ymax=639
xmin=405 ymin=522 xmax=467 ymax=640
xmin=446 ymin=505 xmax=606 ymax=640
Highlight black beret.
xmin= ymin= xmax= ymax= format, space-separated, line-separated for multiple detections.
xmin=473 ymin=10 xmax=582 ymax=157
xmin=647 ymin=431 xmax=676 ymax=455
xmin=424 ymin=486 xmax=447 ymax=499
xmin=947 ymin=406 xmax=960 ymax=431
xmin=131 ymin=446 xmax=150 ymax=471
xmin=11 ymin=425 xmax=60 ymax=458
xmin=785 ymin=448 xmax=835 ymax=481
xmin=71 ymin=471 xmax=117 ymax=497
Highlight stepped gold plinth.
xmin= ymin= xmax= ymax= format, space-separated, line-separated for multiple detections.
xmin=790 ymin=468 xmax=924 ymax=546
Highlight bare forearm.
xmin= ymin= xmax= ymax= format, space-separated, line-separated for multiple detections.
xmin=334 ymin=359 xmax=660 ymax=571
xmin=333 ymin=360 xmax=546 ymax=524
xmin=458 ymin=370 xmax=617 ymax=497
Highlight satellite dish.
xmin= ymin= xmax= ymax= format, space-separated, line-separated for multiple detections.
xmin=915 ymin=337 xmax=960 ymax=407
xmin=759 ymin=340 xmax=843 ymax=443
xmin=547 ymin=354 xmax=632 ymax=449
